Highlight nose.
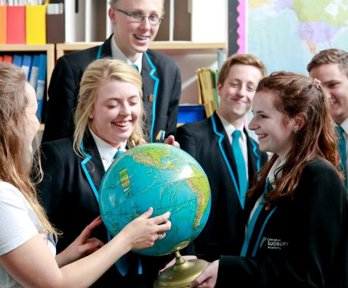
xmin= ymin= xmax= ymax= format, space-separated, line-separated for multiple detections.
xmin=119 ymin=103 xmax=131 ymax=116
xmin=139 ymin=16 xmax=151 ymax=29
xmin=236 ymin=84 xmax=248 ymax=98
xmin=248 ymin=116 xmax=257 ymax=131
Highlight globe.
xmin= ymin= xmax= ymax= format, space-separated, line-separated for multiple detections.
xmin=99 ymin=143 xmax=211 ymax=256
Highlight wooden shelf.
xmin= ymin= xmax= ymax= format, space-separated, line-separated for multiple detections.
xmin=0 ymin=44 xmax=55 ymax=88
xmin=56 ymin=42 xmax=227 ymax=59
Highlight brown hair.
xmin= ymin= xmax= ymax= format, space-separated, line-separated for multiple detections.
xmin=249 ymin=71 xmax=341 ymax=203
xmin=218 ymin=53 xmax=267 ymax=85
xmin=307 ymin=48 xmax=348 ymax=77
xmin=74 ymin=59 xmax=145 ymax=155
xmin=0 ymin=62 xmax=56 ymax=237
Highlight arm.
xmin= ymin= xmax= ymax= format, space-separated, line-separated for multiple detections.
xmin=166 ymin=65 xmax=181 ymax=137
xmin=55 ymin=216 xmax=104 ymax=267
xmin=0 ymin=208 xmax=171 ymax=288
xmin=43 ymin=56 xmax=79 ymax=142
xmin=192 ymin=161 xmax=347 ymax=287
xmin=175 ymin=124 xmax=198 ymax=158
xmin=37 ymin=142 xmax=66 ymax=224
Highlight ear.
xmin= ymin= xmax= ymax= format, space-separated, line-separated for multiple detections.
xmin=109 ymin=7 xmax=116 ymax=24
xmin=293 ymin=112 xmax=307 ymax=131
xmin=217 ymin=82 xmax=223 ymax=97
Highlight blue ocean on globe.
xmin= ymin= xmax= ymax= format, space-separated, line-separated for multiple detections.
xmin=99 ymin=143 xmax=211 ymax=256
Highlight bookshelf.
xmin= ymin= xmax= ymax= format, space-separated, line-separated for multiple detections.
xmin=0 ymin=44 xmax=55 ymax=88
xmin=63 ymin=0 xmax=227 ymax=44
xmin=56 ymin=41 xmax=227 ymax=59
xmin=55 ymin=41 xmax=227 ymax=104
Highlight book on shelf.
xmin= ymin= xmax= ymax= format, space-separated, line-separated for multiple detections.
xmin=196 ymin=68 xmax=219 ymax=118
xmin=21 ymin=54 xmax=33 ymax=81
xmin=0 ymin=6 xmax=6 ymax=44
xmin=26 ymin=4 xmax=47 ymax=44
xmin=36 ymin=54 xmax=47 ymax=122
xmin=29 ymin=54 xmax=40 ymax=89
xmin=2 ymin=54 xmax=13 ymax=63
xmin=12 ymin=54 xmax=23 ymax=67
xmin=6 ymin=5 xmax=26 ymax=44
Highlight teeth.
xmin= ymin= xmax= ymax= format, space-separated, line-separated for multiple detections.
xmin=135 ymin=35 xmax=147 ymax=40
xmin=115 ymin=122 xmax=127 ymax=127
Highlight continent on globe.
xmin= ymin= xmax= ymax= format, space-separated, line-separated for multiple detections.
xmin=99 ymin=143 xmax=211 ymax=256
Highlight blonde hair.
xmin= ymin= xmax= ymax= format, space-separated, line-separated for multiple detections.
xmin=218 ymin=53 xmax=267 ymax=85
xmin=74 ymin=59 xmax=145 ymax=155
xmin=0 ymin=62 xmax=56 ymax=237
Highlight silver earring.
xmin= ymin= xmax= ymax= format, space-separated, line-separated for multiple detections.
xmin=293 ymin=128 xmax=298 ymax=134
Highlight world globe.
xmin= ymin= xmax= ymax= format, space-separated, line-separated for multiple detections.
xmin=99 ymin=143 xmax=211 ymax=256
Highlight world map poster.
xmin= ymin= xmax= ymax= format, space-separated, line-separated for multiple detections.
xmin=233 ymin=0 xmax=348 ymax=75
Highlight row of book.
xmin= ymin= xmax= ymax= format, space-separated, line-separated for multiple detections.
xmin=0 ymin=3 xmax=64 ymax=44
xmin=197 ymin=68 xmax=220 ymax=118
xmin=0 ymin=53 xmax=47 ymax=121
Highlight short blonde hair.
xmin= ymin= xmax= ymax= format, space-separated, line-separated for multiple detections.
xmin=218 ymin=53 xmax=267 ymax=85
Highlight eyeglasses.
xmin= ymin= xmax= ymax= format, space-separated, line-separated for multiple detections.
xmin=116 ymin=8 xmax=163 ymax=26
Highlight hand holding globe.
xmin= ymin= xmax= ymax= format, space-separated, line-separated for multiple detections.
xmin=99 ymin=143 xmax=211 ymax=287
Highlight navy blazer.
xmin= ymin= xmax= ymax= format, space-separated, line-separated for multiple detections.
xmin=217 ymin=159 xmax=348 ymax=288
xmin=42 ymin=35 xmax=181 ymax=143
xmin=176 ymin=113 xmax=268 ymax=261
xmin=38 ymin=131 xmax=170 ymax=288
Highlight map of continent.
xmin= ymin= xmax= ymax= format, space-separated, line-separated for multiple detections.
xmin=247 ymin=0 xmax=348 ymax=74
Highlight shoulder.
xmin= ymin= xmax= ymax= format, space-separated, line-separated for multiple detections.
xmin=299 ymin=158 xmax=345 ymax=197
xmin=145 ymin=49 xmax=179 ymax=70
xmin=0 ymin=181 xmax=24 ymax=203
xmin=177 ymin=118 xmax=211 ymax=136
xmin=55 ymin=45 xmax=100 ymax=71
xmin=303 ymin=158 xmax=340 ymax=177
xmin=0 ymin=182 xmax=37 ymax=256
xmin=41 ymin=137 xmax=75 ymax=156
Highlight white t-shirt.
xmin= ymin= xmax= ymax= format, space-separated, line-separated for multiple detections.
xmin=0 ymin=181 xmax=56 ymax=288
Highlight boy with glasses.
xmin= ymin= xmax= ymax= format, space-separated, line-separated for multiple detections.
xmin=43 ymin=0 xmax=181 ymax=144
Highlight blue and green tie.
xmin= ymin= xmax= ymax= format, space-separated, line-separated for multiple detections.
xmin=232 ymin=130 xmax=248 ymax=207
xmin=336 ymin=126 xmax=347 ymax=188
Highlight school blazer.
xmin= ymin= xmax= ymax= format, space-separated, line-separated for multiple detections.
xmin=216 ymin=159 xmax=348 ymax=288
xmin=38 ymin=131 xmax=170 ymax=288
xmin=42 ymin=35 xmax=181 ymax=143
xmin=176 ymin=113 xmax=268 ymax=261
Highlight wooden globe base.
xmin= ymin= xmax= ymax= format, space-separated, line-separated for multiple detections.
xmin=153 ymin=250 xmax=209 ymax=288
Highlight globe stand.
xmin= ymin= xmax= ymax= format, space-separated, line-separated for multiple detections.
xmin=153 ymin=250 xmax=209 ymax=288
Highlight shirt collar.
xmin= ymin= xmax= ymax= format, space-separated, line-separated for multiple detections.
xmin=89 ymin=128 xmax=127 ymax=165
xmin=111 ymin=37 xmax=143 ymax=73
xmin=216 ymin=112 xmax=246 ymax=144
xmin=268 ymin=157 xmax=285 ymax=189
xmin=339 ymin=118 xmax=348 ymax=135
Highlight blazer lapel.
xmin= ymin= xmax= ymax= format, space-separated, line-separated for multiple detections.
xmin=80 ymin=132 xmax=105 ymax=203
xmin=142 ymin=52 xmax=159 ymax=142
xmin=246 ymin=133 xmax=262 ymax=186
xmin=210 ymin=113 xmax=244 ymax=207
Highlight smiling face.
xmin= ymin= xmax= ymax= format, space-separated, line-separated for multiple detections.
xmin=309 ymin=63 xmax=348 ymax=125
xmin=109 ymin=0 xmax=163 ymax=61
xmin=249 ymin=90 xmax=296 ymax=160
xmin=89 ymin=79 xmax=141 ymax=148
xmin=217 ymin=63 xmax=264 ymax=126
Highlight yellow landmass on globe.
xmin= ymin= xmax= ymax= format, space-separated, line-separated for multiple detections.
xmin=131 ymin=146 xmax=178 ymax=170
xmin=185 ymin=165 xmax=210 ymax=230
